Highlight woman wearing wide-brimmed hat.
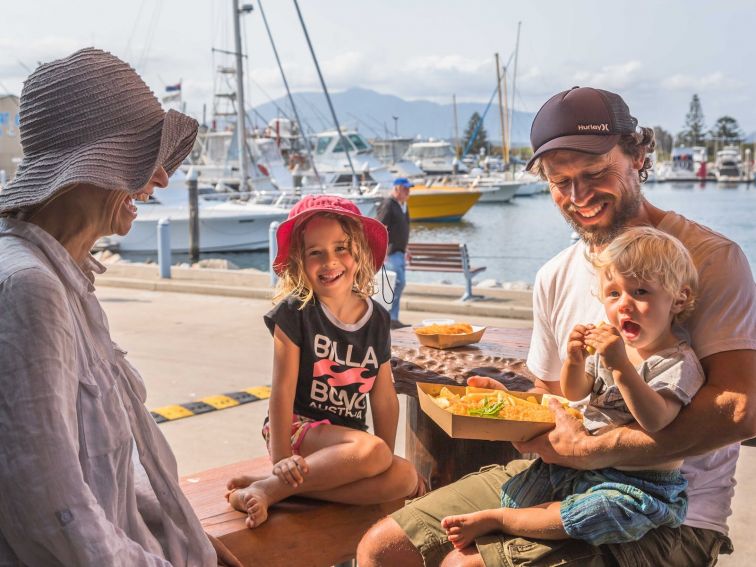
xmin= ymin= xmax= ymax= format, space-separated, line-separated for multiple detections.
xmin=0 ymin=48 xmax=240 ymax=566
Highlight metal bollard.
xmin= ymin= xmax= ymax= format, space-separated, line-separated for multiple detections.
xmin=186 ymin=167 xmax=200 ymax=264
xmin=269 ymin=221 xmax=280 ymax=286
xmin=157 ymin=218 xmax=171 ymax=279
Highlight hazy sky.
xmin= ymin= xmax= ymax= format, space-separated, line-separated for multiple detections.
xmin=2 ymin=0 xmax=754 ymax=136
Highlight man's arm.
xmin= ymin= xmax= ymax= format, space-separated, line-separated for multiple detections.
xmin=515 ymin=349 xmax=756 ymax=469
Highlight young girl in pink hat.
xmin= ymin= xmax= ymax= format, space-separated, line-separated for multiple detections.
xmin=227 ymin=195 xmax=424 ymax=528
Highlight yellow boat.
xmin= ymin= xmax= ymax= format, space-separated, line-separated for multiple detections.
xmin=408 ymin=184 xmax=482 ymax=222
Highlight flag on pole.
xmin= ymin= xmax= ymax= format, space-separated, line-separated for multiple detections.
xmin=162 ymin=81 xmax=182 ymax=104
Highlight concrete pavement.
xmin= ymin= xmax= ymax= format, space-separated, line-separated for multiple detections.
xmin=96 ymin=283 xmax=755 ymax=564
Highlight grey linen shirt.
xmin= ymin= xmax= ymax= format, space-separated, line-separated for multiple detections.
xmin=0 ymin=218 xmax=215 ymax=566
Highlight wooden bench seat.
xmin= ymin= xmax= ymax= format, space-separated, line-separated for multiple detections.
xmin=180 ymin=457 xmax=403 ymax=567
xmin=406 ymin=242 xmax=486 ymax=301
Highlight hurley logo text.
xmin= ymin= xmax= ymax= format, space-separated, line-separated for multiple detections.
xmin=577 ymin=123 xmax=610 ymax=132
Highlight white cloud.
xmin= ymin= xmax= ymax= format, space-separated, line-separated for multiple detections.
xmin=661 ymin=72 xmax=743 ymax=91
xmin=572 ymin=61 xmax=644 ymax=90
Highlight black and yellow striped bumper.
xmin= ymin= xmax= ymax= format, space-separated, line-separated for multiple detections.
xmin=150 ymin=386 xmax=271 ymax=423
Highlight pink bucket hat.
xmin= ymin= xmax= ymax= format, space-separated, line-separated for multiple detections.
xmin=273 ymin=194 xmax=388 ymax=276
xmin=0 ymin=47 xmax=198 ymax=214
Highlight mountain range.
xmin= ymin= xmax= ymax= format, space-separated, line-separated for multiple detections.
xmin=250 ymin=87 xmax=535 ymax=147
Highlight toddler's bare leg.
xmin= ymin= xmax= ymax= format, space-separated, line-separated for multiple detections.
xmin=442 ymin=502 xmax=567 ymax=549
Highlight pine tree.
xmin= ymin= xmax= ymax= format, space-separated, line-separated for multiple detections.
xmin=463 ymin=112 xmax=488 ymax=156
xmin=710 ymin=116 xmax=743 ymax=145
xmin=653 ymin=126 xmax=673 ymax=161
xmin=676 ymin=94 xmax=706 ymax=146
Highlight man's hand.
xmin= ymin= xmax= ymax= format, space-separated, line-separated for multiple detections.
xmin=207 ymin=532 xmax=243 ymax=567
xmin=513 ymin=400 xmax=601 ymax=470
xmin=466 ymin=376 xmax=506 ymax=390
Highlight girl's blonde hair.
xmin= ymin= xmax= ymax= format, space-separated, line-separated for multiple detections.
xmin=273 ymin=212 xmax=377 ymax=308
xmin=591 ymin=226 xmax=698 ymax=322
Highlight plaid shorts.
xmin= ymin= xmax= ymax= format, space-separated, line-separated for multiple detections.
xmin=261 ymin=414 xmax=330 ymax=455
xmin=501 ymin=459 xmax=688 ymax=546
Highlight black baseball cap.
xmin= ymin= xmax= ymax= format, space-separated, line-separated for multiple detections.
xmin=526 ymin=86 xmax=638 ymax=170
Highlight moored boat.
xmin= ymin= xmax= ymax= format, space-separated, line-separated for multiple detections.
xmin=405 ymin=184 xmax=482 ymax=221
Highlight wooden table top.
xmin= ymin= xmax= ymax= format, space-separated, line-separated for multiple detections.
xmin=390 ymin=326 xmax=534 ymax=397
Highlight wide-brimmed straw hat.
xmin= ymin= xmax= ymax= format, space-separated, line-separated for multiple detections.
xmin=273 ymin=194 xmax=388 ymax=276
xmin=0 ymin=47 xmax=199 ymax=214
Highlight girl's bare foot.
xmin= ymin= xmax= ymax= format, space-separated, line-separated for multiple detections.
xmin=225 ymin=474 xmax=264 ymax=501
xmin=441 ymin=512 xmax=499 ymax=549
xmin=242 ymin=486 xmax=270 ymax=528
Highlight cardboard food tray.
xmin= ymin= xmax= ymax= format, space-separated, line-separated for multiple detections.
xmin=416 ymin=383 xmax=555 ymax=442
xmin=414 ymin=325 xmax=486 ymax=349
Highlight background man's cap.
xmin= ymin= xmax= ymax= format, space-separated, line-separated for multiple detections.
xmin=526 ymin=86 xmax=638 ymax=170
xmin=393 ymin=177 xmax=414 ymax=188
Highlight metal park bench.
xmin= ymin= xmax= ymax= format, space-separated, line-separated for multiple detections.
xmin=406 ymin=242 xmax=487 ymax=301
xmin=181 ymin=457 xmax=403 ymax=567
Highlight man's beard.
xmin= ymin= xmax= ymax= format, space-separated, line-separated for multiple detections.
xmin=559 ymin=184 xmax=643 ymax=248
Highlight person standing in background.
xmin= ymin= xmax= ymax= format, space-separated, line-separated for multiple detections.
xmin=377 ymin=177 xmax=412 ymax=329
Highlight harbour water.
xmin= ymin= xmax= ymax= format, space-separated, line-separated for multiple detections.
xmin=120 ymin=181 xmax=755 ymax=284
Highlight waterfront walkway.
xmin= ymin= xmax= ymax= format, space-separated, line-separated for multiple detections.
xmin=96 ymin=274 xmax=754 ymax=565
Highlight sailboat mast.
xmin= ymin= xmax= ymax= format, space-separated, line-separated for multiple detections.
xmin=232 ymin=0 xmax=249 ymax=191
xmin=453 ymin=94 xmax=461 ymax=157
xmin=495 ymin=53 xmax=508 ymax=166
xmin=293 ymin=0 xmax=360 ymax=191
xmin=509 ymin=21 xmax=521 ymax=155
xmin=257 ymin=0 xmax=323 ymax=189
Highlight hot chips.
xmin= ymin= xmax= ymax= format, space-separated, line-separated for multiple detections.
xmin=415 ymin=322 xmax=474 ymax=335
xmin=429 ymin=386 xmax=583 ymax=423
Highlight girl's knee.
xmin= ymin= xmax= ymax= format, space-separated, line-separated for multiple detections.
xmin=355 ymin=435 xmax=394 ymax=476
xmin=377 ymin=456 xmax=421 ymax=500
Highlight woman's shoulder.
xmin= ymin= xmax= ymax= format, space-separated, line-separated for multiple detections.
xmin=0 ymin=258 xmax=64 ymax=295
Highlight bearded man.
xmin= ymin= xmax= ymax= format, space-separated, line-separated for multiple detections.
xmin=356 ymin=87 xmax=756 ymax=567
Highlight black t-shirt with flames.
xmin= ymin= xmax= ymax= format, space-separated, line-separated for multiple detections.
xmin=264 ymin=296 xmax=391 ymax=431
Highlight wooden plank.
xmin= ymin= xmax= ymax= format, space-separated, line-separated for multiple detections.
xmin=181 ymin=459 xmax=403 ymax=567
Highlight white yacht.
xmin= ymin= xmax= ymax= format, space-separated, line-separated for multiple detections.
xmin=370 ymin=137 xmax=426 ymax=178
xmin=403 ymin=140 xmax=468 ymax=175
xmin=459 ymin=174 xmax=520 ymax=203
xmin=96 ymin=170 xmax=289 ymax=253
xmin=657 ymin=147 xmax=708 ymax=182
xmin=714 ymin=146 xmax=743 ymax=182
xmin=188 ymin=128 xmax=382 ymax=217
xmin=310 ymin=129 xmax=397 ymax=188
xmin=514 ymin=171 xmax=548 ymax=196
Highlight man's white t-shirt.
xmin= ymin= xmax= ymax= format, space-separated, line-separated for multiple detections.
xmin=526 ymin=211 xmax=756 ymax=535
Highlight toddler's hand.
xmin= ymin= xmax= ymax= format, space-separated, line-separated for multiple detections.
xmin=566 ymin=324 xmax=591 ymax=365
xmin=273 ymin=455 xmax=309 ymax=487
xmin=584 ymin=324 xmax=627 ymax=369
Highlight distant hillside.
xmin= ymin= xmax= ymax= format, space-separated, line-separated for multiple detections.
xmin=251 ymin=87 xmax=534 ymax=147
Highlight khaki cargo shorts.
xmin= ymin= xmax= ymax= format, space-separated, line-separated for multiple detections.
xmin=390 ymin=459 xmax=732 ymax=566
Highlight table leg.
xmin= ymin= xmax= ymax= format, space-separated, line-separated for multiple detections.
xmin=404 ymin=396 xmax=522 ymax=490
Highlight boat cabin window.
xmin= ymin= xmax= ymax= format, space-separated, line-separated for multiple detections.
xmin=348 ymin=134 xmax=370 ymax=152
xmin=316 ymin=136 xmax=333 ymax=155
xmin=333 ymin=137 xmax=355 ymax=153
